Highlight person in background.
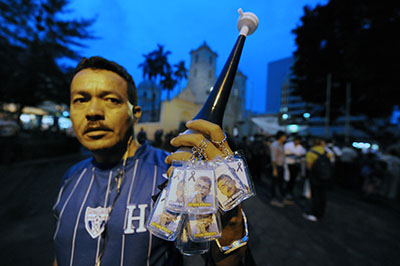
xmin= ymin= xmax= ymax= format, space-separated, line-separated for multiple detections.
xmin=303 ymin=137 xmax=333 ymax=222
xmin=269 ymin=130 xmax=287 ymax=207
xmin=284 ymin=134 xmax=306 ymax=203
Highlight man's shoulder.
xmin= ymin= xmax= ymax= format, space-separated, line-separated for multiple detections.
xmin=66 ymin=157 xmax=92 ymax=174
xmin=270 ymin=141 xmax=278 ymax=148
xmin=284 ymin=142 xmax=294 ymax=150
xmin=137 ymin=144 xmax=170 ymax=170
xmin=61 ymin=157 xmax=92 ymax=186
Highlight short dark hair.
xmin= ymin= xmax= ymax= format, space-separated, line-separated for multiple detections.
xmin=276 ymin=130 xmax=286 ymax=140
xmin=74 ymin=56 xmax=138 ymax=106
xmin=197 ymin=176 xmax=212 ymax=189
xmin=217 ymin=174 xmax=233 ymax=183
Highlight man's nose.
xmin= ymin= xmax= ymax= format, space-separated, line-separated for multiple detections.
xmin=86 ymin=99 xmax=104 ymax=121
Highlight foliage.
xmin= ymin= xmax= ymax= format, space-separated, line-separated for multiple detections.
xmin=291 ymin=0 xmax=399 ymax=119
xmin=0 ymin=0 xmax=94 ymax=109
xmin=138 ymin=44 xmax=188 ymax=100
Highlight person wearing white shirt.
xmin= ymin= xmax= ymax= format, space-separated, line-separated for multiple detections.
xmin=284 ymin=134 xmax=306 ymax=201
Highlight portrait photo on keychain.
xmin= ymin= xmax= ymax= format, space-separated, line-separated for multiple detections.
xmin=165 ymin=169 xmax=185 ymax=212
xmin=216 ymin=173 xmax=246 ymax=210
xmin=188 ymin=213 xmax=220 ymax=240
xmin=184 ymin=169 xmax=216 ymax=213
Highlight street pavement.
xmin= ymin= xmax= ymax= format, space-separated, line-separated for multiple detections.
xmin=1 ymin=153 xmax=399 ymax=266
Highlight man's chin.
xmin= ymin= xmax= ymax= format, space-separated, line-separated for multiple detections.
xmin=82 ymin=140 xmax=120 ymax=154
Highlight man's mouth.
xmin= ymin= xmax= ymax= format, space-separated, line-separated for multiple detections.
xmin=84 ymin=126 xmax=112 ymax=138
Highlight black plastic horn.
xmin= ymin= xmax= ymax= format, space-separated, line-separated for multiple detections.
xmin=192 ymin=8 xmax=258 ymax=127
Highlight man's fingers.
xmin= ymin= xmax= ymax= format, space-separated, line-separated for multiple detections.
xmin=170 ymin=133 xmax=222 ymax=160
xmin=185 ymin=119 xmax=225 ymax=142
xmin=167 ymin=166 xmax=174 ymax=178
xmin=170 ymin=133 xmax=204 ymax=148
xmin=185 ymin=120 xmax=233 ymax=155
xmin=165 ymin=151 xmax=192 ymax=165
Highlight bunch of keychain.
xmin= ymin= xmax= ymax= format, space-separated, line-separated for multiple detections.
xmin=145 ymin=137 xmax=255 ymax=255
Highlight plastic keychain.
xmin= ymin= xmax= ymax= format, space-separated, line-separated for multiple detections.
xmin=175 ymin=219 xmax=210 ymax=255
xmin=183 ymin=160 xmax=217 ymax=215
xmin=188 ymin=212 xmax=221 ymax=242
xmin=214 ymin=158 xmax=247 ymax=211
xmin=146 ymin=189 xmax=184 ymax=241
xmin=165 ymin=161 xmax=186 ymax=213
xmin=225 ymin=151 xmax=256 ymax=200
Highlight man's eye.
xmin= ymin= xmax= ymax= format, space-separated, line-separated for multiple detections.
xmin=106 ymin=98 xmax=121 ymax=103
xmin=73 ymin=98 xmax=86 ymax=103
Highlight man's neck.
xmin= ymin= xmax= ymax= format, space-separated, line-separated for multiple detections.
xmin=93 ymin=138 xmax=141 ymax=165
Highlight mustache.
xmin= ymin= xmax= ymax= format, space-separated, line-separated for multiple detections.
xmin=84 ymin=122 xmax=112 ymax=134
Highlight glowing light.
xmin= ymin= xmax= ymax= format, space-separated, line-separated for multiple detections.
xmin=42 ymin=115 xmax=54 ymax=125
xmin=371 ymin=144 xmax=379 ymax=151
xmin=287 ymin=124 xmax=299 ymax=133
xmin=352 ymin=142 xmax=371 ymax=149
xmin=303 ymin=112 xmax=311 ymax=119
xmin=58 ymin=117 xmax=72 ymax=129
xmin=20 ymin=114 xmax=31 ymax=123
xmin=282 ymin=113 xmax=289 ymax=120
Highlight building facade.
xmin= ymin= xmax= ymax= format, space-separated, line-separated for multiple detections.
xmin=137 ymin=42 xmax=248 ymax=139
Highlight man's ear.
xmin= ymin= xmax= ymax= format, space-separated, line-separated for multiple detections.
xmin=133 ymin=106 xmax=142 ymax=123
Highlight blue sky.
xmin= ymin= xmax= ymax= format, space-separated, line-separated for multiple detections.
xmin=65 ymin=0 xmax=328 ymax=113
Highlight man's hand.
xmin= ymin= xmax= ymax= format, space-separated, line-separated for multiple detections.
xmin=164 ymin=119 xmax=246 ymax=266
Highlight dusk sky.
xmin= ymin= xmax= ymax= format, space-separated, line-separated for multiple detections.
xmin=64 ymin=0 xmax=328 ymax=113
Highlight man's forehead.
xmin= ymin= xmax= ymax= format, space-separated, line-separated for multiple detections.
xmin=71 ymin=68 xmax=127 ymax=93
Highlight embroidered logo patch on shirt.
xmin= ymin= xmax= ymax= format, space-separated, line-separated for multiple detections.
xmin=85 ymin=206 xmax=109 ymax=239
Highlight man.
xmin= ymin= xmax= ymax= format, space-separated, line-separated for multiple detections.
xmin=53 ymin=56 xmax=247 ymax=266
xmin=303 ymin=137 xmax=333 ymax=222
xmin=158 ymin=211 xmax=178 ymax=230
xmin=269 ymin=130 xmax=287 ymax=207
xmin=284 ymin=134 xmax=306 ymax=203
xmin=194 ymin=214 xmax=215 ymax=236
xmin=190 ymin=176 xmax=214 ymax=205
xmin=217 ymin=174 xmax=244 ymax=210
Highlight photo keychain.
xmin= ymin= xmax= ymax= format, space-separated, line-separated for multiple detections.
xmin=175 ymin=219 xmax=210 ymax=256
xmin=211 ymin=133 xmax=255 ymax=204
xmin=146 ymin=189 xmax=184 ymax=241
xmin=183 ymin=138 xmax=218 ymax=215
xmin=187 ymin=212 xmax=222 ymax=242
xmin=165 ymin=160 xmax=186 ymax=213
xmin=213 ymin=157 xmax=248 ymax=212
xmin=224 ymin=151 xmax=256 ymax=200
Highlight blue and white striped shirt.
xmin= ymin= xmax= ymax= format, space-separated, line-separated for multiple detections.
xmin=53 ymin=144 xmax=180 ymax=266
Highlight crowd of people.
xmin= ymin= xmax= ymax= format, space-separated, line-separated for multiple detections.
xmin=141 ymin=128 xmax=400 ymax=223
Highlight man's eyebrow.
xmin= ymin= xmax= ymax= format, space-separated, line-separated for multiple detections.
xmin=98 ymin=91 xmax=123 ymax=98
xmin=71 ymin=91 xmax=90 ymax=97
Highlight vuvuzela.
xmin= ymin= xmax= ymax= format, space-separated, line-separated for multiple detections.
xmin=193 ymin=8 xmax=258 ymax=127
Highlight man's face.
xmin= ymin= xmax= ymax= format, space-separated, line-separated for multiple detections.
xmin=217 ymin=176 xmax=236 ymax=198
xmin=194 ymin=178 xmax=211 ymax=198
xmin=198 ymin=215 xmax=213 ymax=227
xmin=70 ymin=69 xmax=134 ymax=152
xmin=164 ymin=212 xmax=176 ymax=223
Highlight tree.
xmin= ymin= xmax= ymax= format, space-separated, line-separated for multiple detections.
xmin=0 ymin=0 xmax=94 ymax=115
xmin=291 ymin=0 xmax=399 ymax=120
xmin=138 ymin=45 xmax=188 ymax=100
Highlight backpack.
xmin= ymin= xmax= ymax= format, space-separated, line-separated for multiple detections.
xmin=310 ymin=150 xmax=332 ymax=181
